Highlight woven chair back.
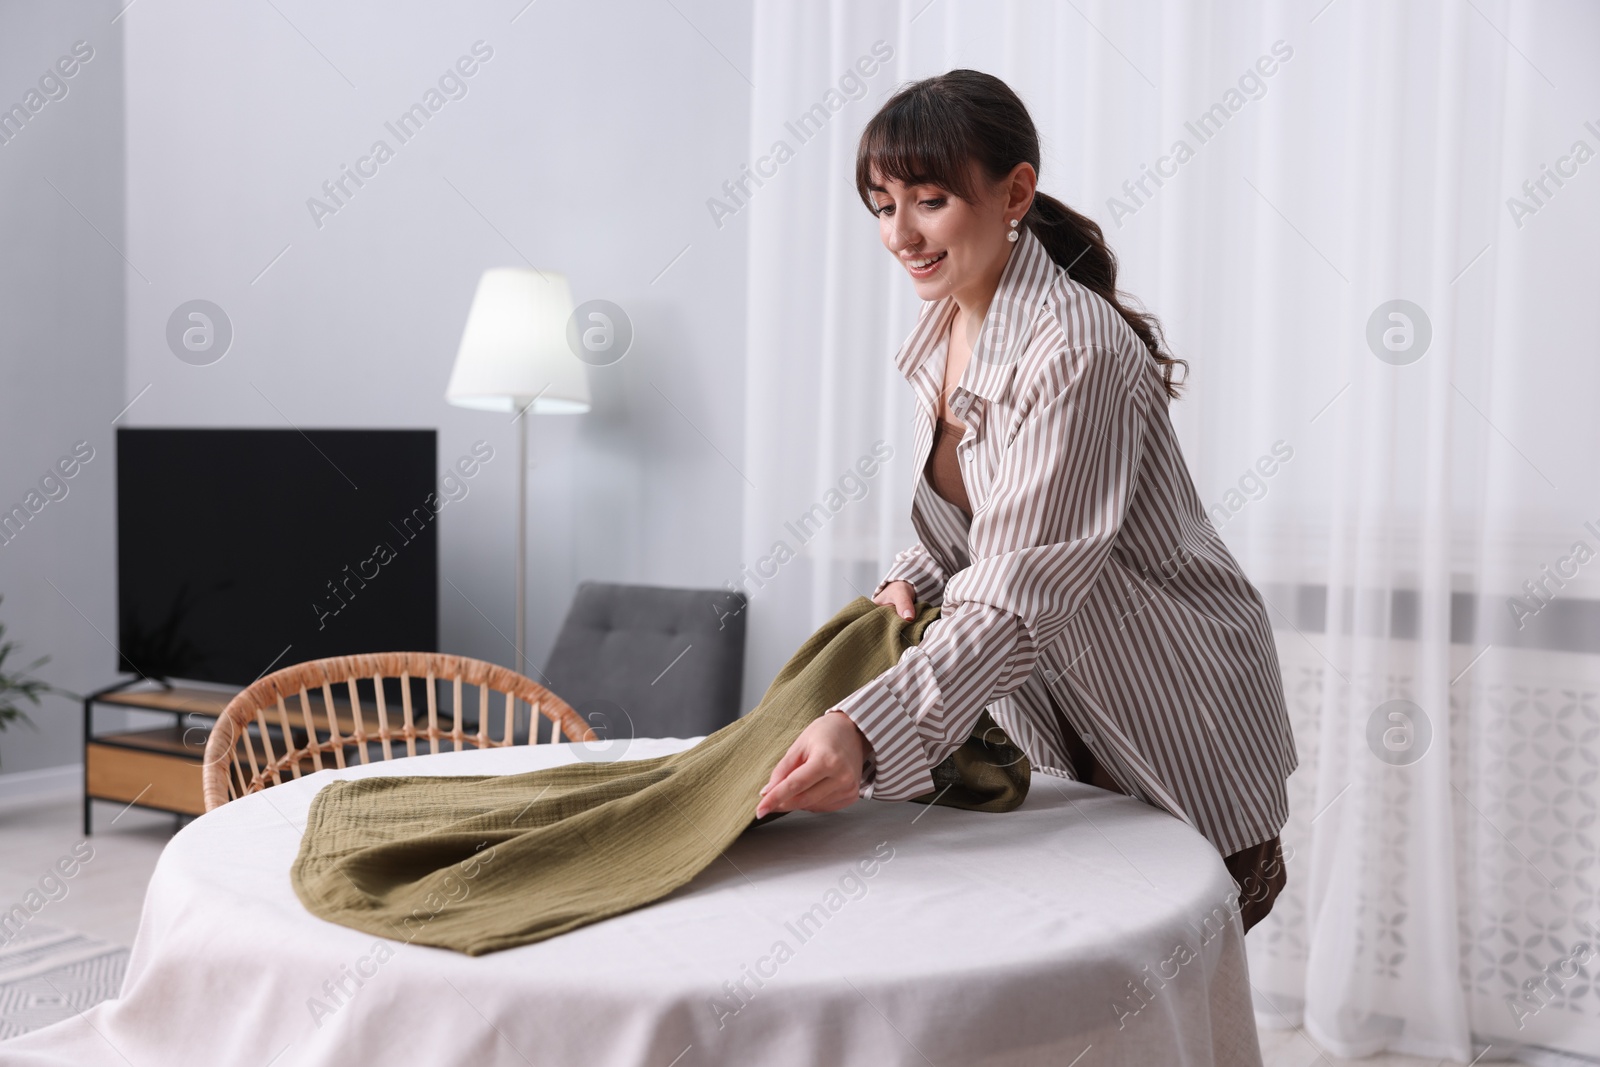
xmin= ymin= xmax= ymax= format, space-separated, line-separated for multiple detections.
xmin=201 ymin=652 xmax=594 ymax=811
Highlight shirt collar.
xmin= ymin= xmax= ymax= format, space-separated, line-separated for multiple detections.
xmin=894 ymin=227 xmax=1060 ymax=403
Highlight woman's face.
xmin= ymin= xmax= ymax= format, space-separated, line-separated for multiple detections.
xmin=869 ymin=162 xmax=1017 ymax=305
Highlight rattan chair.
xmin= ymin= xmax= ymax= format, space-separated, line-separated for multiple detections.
xmin=201 ymin=651 xmax=597 ymax=812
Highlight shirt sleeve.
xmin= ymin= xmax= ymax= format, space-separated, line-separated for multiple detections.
xmin=838 ymin=343 xmax=1146 ymax=801
xmin=873 ymin=541 xmax=948 ymax=604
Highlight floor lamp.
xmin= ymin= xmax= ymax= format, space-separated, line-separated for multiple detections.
xmin=444 ymin=268 xmax=590 ymax=678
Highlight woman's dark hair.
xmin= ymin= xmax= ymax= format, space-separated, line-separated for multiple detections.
xmin=855 ymin=69 xmax=1186 ymax=399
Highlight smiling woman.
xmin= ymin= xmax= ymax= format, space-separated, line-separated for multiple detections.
xmin=756 ymin=68 xmax=1296 ymax=934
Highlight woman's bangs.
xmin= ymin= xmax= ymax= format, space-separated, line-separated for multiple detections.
xmin=856 ymin=100 xmax=975 ymax=206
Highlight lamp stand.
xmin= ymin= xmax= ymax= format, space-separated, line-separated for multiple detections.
xmin=515 ymin=410 xmax=527 ymax=679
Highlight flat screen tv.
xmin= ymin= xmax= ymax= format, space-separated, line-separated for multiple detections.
xmin=116 ymin=428 xmax=439 ymax=686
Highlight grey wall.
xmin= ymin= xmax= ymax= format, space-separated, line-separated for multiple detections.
xmin=0 ymin=2 xmax=125 ymax=776
xmin=1 ymin=0 xmax=754 ymax=780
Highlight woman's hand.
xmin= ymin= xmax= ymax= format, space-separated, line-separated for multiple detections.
xmin=754 ymin=588 xmax=914 ymax=818
xmin=755 ymin=710 xmax=870 ymax=818
xmin=874 ymin=579 xmax=917 ymax=620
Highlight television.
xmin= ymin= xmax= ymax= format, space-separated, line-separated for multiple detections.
xmin=116 ymin=428 xmax=439 ymax=686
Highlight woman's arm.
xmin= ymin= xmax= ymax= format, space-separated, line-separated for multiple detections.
xmin=874 ymin=541 xmax=948 ymax=614
xmin=757 ymin=342 xmax=1146 ymax=815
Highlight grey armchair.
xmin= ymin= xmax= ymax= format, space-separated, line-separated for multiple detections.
xmin=538 ymin=581 xmax=748 ymax=743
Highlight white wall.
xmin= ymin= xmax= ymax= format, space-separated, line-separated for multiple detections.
xmin=121 ymin=3 xmax=754 ymax=671
xmin=1 ymin=0 xmax=756 ymax=780
xmin=0 ymin=1 xmax=125 ymax=776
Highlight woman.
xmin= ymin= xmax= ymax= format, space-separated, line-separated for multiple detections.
xmin=755 ymin=70 xmax=1297 ymax=930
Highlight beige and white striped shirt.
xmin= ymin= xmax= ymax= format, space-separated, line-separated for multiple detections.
xmin=838 ymin=228 xmax=1297 ymax=857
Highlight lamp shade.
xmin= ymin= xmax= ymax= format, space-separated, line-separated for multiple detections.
xmin=445 ymin=268 xmax=591 ymax=414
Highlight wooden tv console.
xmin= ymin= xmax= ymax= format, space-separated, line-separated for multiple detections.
xmin=81 ymin=680 xmax=239 ymax=834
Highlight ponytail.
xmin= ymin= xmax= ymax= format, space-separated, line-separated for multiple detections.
xmin=1025 ymin=192 xmax=1186 ymax=398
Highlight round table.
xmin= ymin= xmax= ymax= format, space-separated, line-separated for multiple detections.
xmin=3 ymin=739 xmax=1262 ymax=1066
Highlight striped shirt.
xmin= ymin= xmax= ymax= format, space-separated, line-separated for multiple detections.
xmin=837 ymin=228 xmax=1298 ymax=857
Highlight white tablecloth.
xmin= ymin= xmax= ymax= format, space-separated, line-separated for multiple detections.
xmin=2 ymin=739 xmax=1262 ymax=1066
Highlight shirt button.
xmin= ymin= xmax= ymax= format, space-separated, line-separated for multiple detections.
xmin=1082 ymin=731 xmax=1096 ymax=744
xmin=964 ymin=447 xmax=974 ymax=462
xmin=1043 ymin=669 xmax=1057 ymax=683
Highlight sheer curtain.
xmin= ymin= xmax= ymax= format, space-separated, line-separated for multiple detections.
xmin=739 ymin=1 xmax=1600 ymax=1062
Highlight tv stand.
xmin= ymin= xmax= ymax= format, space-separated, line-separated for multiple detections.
xmin=82 ymin=680 xmax=240 ymax=834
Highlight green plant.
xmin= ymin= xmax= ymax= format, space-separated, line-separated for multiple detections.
xmin=0 ymin=595 xmax=58 ymax=770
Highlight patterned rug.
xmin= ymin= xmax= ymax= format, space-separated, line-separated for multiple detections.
xmin=0 ymin=923 xmax=128 ymax=1040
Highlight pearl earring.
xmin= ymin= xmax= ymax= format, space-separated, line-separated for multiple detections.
xmin=1006 ymin=218 xmax=1019 ymax=243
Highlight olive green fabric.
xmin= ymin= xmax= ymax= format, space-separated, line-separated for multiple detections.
xmin=289 ymin=596 xmax=1029 ymax=956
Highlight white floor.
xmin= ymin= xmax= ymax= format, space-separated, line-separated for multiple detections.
xmin=1 ymin=794 xmax=172 ymax=950
xmin=0 ymin=792 xmax=1513 ymax=1066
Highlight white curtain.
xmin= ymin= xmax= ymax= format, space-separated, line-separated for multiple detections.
xmin=740 ymin=1 xmax=1600 ymax=1062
